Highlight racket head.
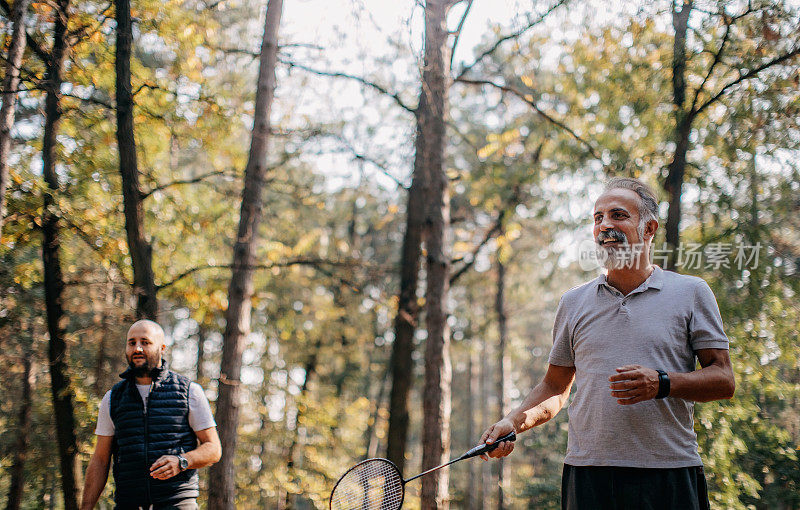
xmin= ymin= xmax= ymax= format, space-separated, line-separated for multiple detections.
xmin=329 ymin=458 xmax=405 ymax=510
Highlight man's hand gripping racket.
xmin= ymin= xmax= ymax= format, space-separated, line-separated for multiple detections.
xmin=329 ymin=430 xmax=516 ymax=510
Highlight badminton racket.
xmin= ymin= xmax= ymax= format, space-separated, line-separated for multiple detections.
xmin=329 ymin=430 xmax=516 ymax=510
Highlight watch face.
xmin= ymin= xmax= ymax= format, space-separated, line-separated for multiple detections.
xmin=179 ymin=456 xmax=189 ymax=470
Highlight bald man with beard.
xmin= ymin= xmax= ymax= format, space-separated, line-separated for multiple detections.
xmin=81 ymin=320 xmax=221 ymax=510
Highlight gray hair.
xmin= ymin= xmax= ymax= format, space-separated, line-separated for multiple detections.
xmin=604 ymin=177 xmax=659 ymax=238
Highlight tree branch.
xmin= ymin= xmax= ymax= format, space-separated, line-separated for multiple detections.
xmin=204 ymin=0 xmax=230 ymax=10
xmin=212 ymin=46 xmax=259 ymax=58
xmin=688 ymin=3 xmax=760 ymax=115
xmin=457 ymin=77 xmax=600 ymax=160
xmin=0 ymin=0 xmax=49 ymax=62
xmin=449 ymin=139 xmax=543 ymax=286
xmin=280 ymin=57 xmax=416 ymax=114
xmin=446 ymin=119 xmax=481 ymax=153
xmin=67 ymin=0 xmax=113 ymax=44
xmin=60 ymin=216 xmax=131 ymax=285
xmin=157 ymin=258 xmax=361 ymax=291
xmin=62 ymin=91 xmax=114 ymax=109
xmin=322 ymin=133 xmax=408 ymax=190
xmin=693 ymin=45 xmax=800 ymax=118
xmin=449 ymin=0 xmax=474 ymax=72
xmin=140 ymin=170 xmax=238 ymax=199
xmin=689 ymin=13 xmax=733 ymax=115
xmin=454 ymin=0 xmax=568 ymax=81
xmin=132 ymin=82 xmax=164 ymax=97
xmin=449 ymin=214 xmax=504 ymax=285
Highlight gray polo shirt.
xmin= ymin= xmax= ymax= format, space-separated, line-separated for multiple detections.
xmin=548 ymin=266 xmax=729 ymax=468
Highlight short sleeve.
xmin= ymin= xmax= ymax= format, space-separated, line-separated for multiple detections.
xmin=689 ymin=280 xmax=729 ymax=351
xmin=95 ymin=390 xmax=115 ymax=436
xmin=188 ymin=382 xmax=217 ymax=431
xmin=548 ymin=297 xmax=575 ymax=367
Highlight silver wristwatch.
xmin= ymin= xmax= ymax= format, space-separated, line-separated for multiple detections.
xmin=178 ymin=455 xmax=189 ymax=471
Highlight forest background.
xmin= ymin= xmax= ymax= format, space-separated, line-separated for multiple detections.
xmin=0 ymin=0 xmax=798 ymax=508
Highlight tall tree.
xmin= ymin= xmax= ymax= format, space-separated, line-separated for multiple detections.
xmin=494 ymin=245 xmax=509 ymax=510
xmin=4 ymin=343 xmax=33 ymax=510
xmin=480 ymin=320 xmax=491 ymax=508
xmin=663 ymin=1 xmax=800 ymax=263
xmin=465 ymin=342 xmax=479 ymax=510
xmin=419 ymin=0 xmax=458 ymax=507
xmin=93 ymin=280 xmax=116 ymax=395
xmin=663 ymin=0 xmax=693 ymax=266
xmin=385 ymin=117 xmax=428 ymax=473
xmin=208 ymin=0 xmax=284 ymax=507
xmin=196 ymin=325 xmax=207 ymax=383
xmin=40 ymin=0 xmax=80 ymax=507
xmin=115 ymin=0 xmax=158 ymax=318
xmin=0 ymin=0 xmax=29 ymax=241
xmin=282 ymin=336 xmax=322 ymax=509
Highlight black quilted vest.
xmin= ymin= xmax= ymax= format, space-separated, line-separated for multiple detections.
xmin=110 ymin=363 xmax=199 ymax=507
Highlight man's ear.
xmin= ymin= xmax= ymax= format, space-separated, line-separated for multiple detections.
xmin=644 ymin=219 xmax=658 ymax=240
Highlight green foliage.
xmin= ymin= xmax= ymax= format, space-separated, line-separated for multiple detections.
xmin=1 ymin=1 xmax=798 ymax=508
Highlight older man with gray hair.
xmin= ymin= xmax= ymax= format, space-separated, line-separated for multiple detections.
xmin=481 ymin=177 xmax=734 ymax=509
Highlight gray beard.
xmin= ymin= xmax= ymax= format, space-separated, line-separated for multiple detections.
xmin=597 ymin=229 xmax=629 ymax=269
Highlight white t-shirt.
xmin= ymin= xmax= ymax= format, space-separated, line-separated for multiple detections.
xmin=95 ymin=382 xmax=216 ymax=436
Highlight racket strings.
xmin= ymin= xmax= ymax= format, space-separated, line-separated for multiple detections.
xmin=330 ymin=459 xmax=404 ymax=510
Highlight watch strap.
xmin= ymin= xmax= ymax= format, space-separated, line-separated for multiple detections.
xmin=655 ymin=369 xmax=670 ymax=399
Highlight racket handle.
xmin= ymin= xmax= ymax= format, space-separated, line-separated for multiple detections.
xmin=461 ymin=430 xmax=517 ymax=459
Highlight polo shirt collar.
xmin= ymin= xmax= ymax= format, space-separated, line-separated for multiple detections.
xmin=596 ymin=265 xmax=664 ymax=295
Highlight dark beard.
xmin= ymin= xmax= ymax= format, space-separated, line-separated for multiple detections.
xmin=129 ymin=361 xmax=154 ymax=377
xmin=127 ymin=354 xmax=161 ymax=377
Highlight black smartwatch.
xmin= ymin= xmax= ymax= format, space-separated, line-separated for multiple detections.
xmin=178 ymin=455 xmax=189 ymax=471
xmin=655 ymin=370 xmax=670 ymax=399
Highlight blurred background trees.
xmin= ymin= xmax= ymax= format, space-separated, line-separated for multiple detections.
xmin=0 ymin=0 xmax=798 ymax=508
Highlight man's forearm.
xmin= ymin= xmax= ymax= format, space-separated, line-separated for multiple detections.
xmin=508 ymin=380 xmax=571 ymax=433
xmin=80 ymin=457 xmax=110 ymax=510
xmin=184 ymin=440 xmax=221 ymax=469
xmin=668 ymin=364 xmax=735 ymax=402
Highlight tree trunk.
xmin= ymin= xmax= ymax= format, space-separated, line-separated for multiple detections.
xmin=494 ymin=255 xmax=508 ymax=510
xmin=365 ymin=365 xmax=390 ymax=458
xmin=208 ymin=1 xmax=284 ymax=507
xmin=48 ymin=473 xmax=57 ymax=510
xmin=466 ymin=342 xmax=478 ymax=510
xmin=0 ymin=0 xmax=29 ymax=241
xmin=282 ymin=337 xmax=320 ymax=510
xmin=663 ymin=0 xmax=693 ymax=269
xmin=420 ymin=1 xmax=454 ymax=507
xmin=748 ymin=153 xmax=759 ymax=231
xmin=5 ymin=353 xmax=33 ymax=510
xmin=196 ymin=325 xmax=207 ymax=383
xmin=38 ymin=468 xmax=50 ymax=509
xmin=480 ymin=330 xmax=491 ymax=508
xmin=385 ymin=124 xmax=429 ymax=473
xmin=41 ymin=2 xmax=80 ymax=508
xmin=664 ymin=120 xmax=690 ymax=265
xmin=93 ymin=280 xmax=115 ymax=395
xmin=115 ymin=0 xmax=158 ymax=319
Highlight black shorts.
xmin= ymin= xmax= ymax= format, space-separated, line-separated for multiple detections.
xmin=562 ymin=464 xmax=710 ymax=510
xmin=118 ymin=499 xmax=198 ymax=510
